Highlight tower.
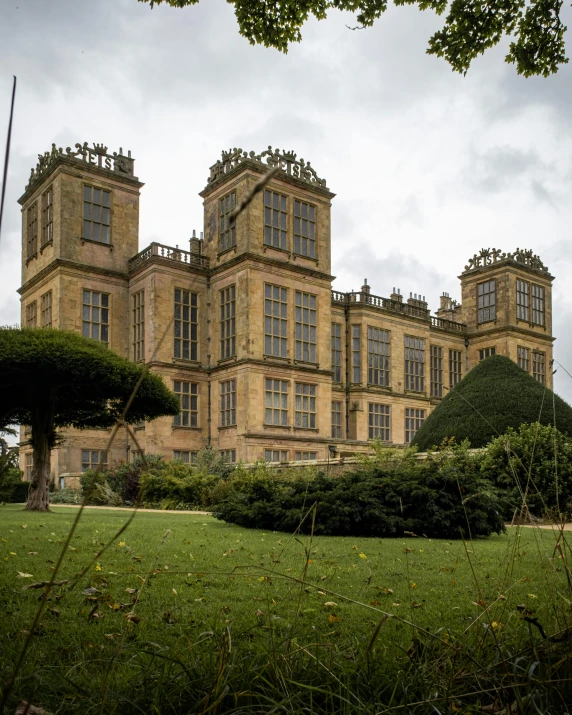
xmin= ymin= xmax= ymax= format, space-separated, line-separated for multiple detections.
xmin=460 ymin=248 xmax=554 ymax=388
xmin=18 ymin=141 xmax=143 ymax=478
xmin=199 ymin=147 xmax=336 ymax=462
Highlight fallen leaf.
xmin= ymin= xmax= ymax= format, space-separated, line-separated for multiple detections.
xmin=359 ymin=553 xmax=367 ymax=559
xmin=17 ymin=572 xmax=33 ymax=579
xmin=125 ymin=612 xmax=141 ymax=624
xmin=328 ymin=614 xmax=340 ymax=623
xmin=82 ymin=587 xmax=100 ymax=596
xmin=15 ymin=702 xmax=52 ymax=715
xmin=125 ymin=588 xmax=138 ymax=595
xmin=255 ymin=609 xmax=264 ymax=617
xmin=324 ymin=601 xmax=338 ymax=608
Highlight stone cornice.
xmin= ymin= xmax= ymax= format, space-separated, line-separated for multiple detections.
xmin=18 ymin=259 xmax=128 ymax=295
xmin=146 ymin=357 xmax=333 ymax=377
xmin=467 ymin=324 xmax=555 ymax=343
xmin=210 ymin=251 xmax=334 ymax=282
xmin=243 ymin=431 xmax=333 ymax=444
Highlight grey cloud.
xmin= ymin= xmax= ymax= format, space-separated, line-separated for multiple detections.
xmin=468 ymin=145 xmax=550 ymax=194
xmin=397 ymin=194 xmax=424 ymax=227
xmin=332 ymin=243 xmax=454 ymax=311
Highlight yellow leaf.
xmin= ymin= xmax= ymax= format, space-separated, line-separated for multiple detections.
xmin=324 ymin=601 xmax=338 ymax=607
xmin=359 ymin=553 xmax=367 ymax=559
xmin=10 ymin=552 xmax=16 ymax=555
xmin=119 ymin=542 xmax=126 ymax=547
xmin=411 ymin=582 xmax=417 ymax=589
xmin=528 ymin=593 xmax=537 ymax=599
xmin=172 ymin=588 xmax=177 ymax=595
xmin=491 ymin=621 xmax=502 ymax=631
xmin=95 ymin=564 xmax=102 ymax=571
xmin=17 ymin=572 xmax=33 ymax=578
xmin=328 ymin=614 xmax=340 ymax=623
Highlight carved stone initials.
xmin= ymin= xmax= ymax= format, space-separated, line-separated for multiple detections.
xmin=26 ymin=142 xmax=136 ymax=190
xmin=207 ymin=146 xmax=328 ymax=188
xmin=463 ymin=247 xmax=548 ymax=274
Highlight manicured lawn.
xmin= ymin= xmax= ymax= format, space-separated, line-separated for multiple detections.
xmin=1 ymin=504 xmax=570 ymax=713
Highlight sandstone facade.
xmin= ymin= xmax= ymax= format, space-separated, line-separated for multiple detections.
xmin=17 ymin=144 xmax=555 ymax=482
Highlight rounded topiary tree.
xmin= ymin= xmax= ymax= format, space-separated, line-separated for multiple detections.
xmin=411 ymin=355 xmax=572 ymax=451
xmin=0 ymin=327 xmax=180 ymax=511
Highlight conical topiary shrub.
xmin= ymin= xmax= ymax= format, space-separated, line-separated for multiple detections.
xmin=411 ymin=355 xmax=572 ymax=450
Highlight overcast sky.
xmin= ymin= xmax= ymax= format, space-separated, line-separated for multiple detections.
xmin=1 ymin=0 xmax=571 ymax=404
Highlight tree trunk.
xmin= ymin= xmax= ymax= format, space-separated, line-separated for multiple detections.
xmin=26 ymin=405 xmax=54 ymax=512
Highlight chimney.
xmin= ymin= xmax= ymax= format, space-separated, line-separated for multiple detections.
xmin=439 ymin=292 xmax=452 ymax=311
xmin=407 ymin=292 xmax=428 ymax=309
xmin=189 ymin=228 xmax=201 ymax=255
xmin=361 ymin=278 xmax=370 ymax=295
xmin=390 ymin=287 xmax=403 ymax=302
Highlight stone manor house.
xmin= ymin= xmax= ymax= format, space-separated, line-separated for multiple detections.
xmin=17 ymin=141 xmax=555 ymax=483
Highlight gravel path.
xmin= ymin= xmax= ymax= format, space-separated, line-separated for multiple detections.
xmin=48 ymin=504 xmax=212 ymax=515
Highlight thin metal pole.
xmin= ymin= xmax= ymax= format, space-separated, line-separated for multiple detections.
xmin=0 ymin=76 xmax=17 ymax=244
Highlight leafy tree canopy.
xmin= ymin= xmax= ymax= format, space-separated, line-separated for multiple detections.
xmin=138 ymin=0 xmax=568 ymax=76
xmin=0 ymin=327 xmax=179 ymax=430
xmin=411 ymin=355 xmax=572 ymax=451
xmin=0 ymin=327 xmax=179 ymax=511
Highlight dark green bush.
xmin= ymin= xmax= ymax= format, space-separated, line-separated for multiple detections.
xmin=481 ymin=422 xmax=572 ymax=519
xmin=412 ymin=355 xmax=572 ymax=450
xmin=0 ymin=468 xmax=29 ymax=503
xmin=215 ymin=445 xmax=505 ymax=538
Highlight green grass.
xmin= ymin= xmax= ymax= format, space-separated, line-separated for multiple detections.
xmin=1 ymin=504 xmax=571 ymax=713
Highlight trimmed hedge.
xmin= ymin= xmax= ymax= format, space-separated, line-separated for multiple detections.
xmin=412 ymin=355 xmax=572 ymax=450
xmin=0 ymin=469 xmax=29 ymax=503
xmin=214 ymin=460 xmax=505 ymax=539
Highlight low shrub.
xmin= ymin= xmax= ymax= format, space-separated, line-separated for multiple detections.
xmin=215 ymin=443 xmax=505 ymax=538
xmin=49 ymin=488 xmax=82 ymax=504
xmin=481 ymin=422 xmax=572 ymax=519
xmin=79 ymin=448 xmax=236 ymax=509
xmin=0 ymin=468 xmax=28 ymax=503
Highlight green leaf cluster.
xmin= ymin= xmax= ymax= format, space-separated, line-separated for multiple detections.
xmin=411 ymin=355 xmax=572 ymax=451
xmin=138 ymin=0 xmax=568 ymax=75
xmin=80 ymin=448 xmax=236 ymax=509
xmin=481 ymin=422 xmax=572 ymax=517
xmin=0 ymin=327 xmax=179 ymax=431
